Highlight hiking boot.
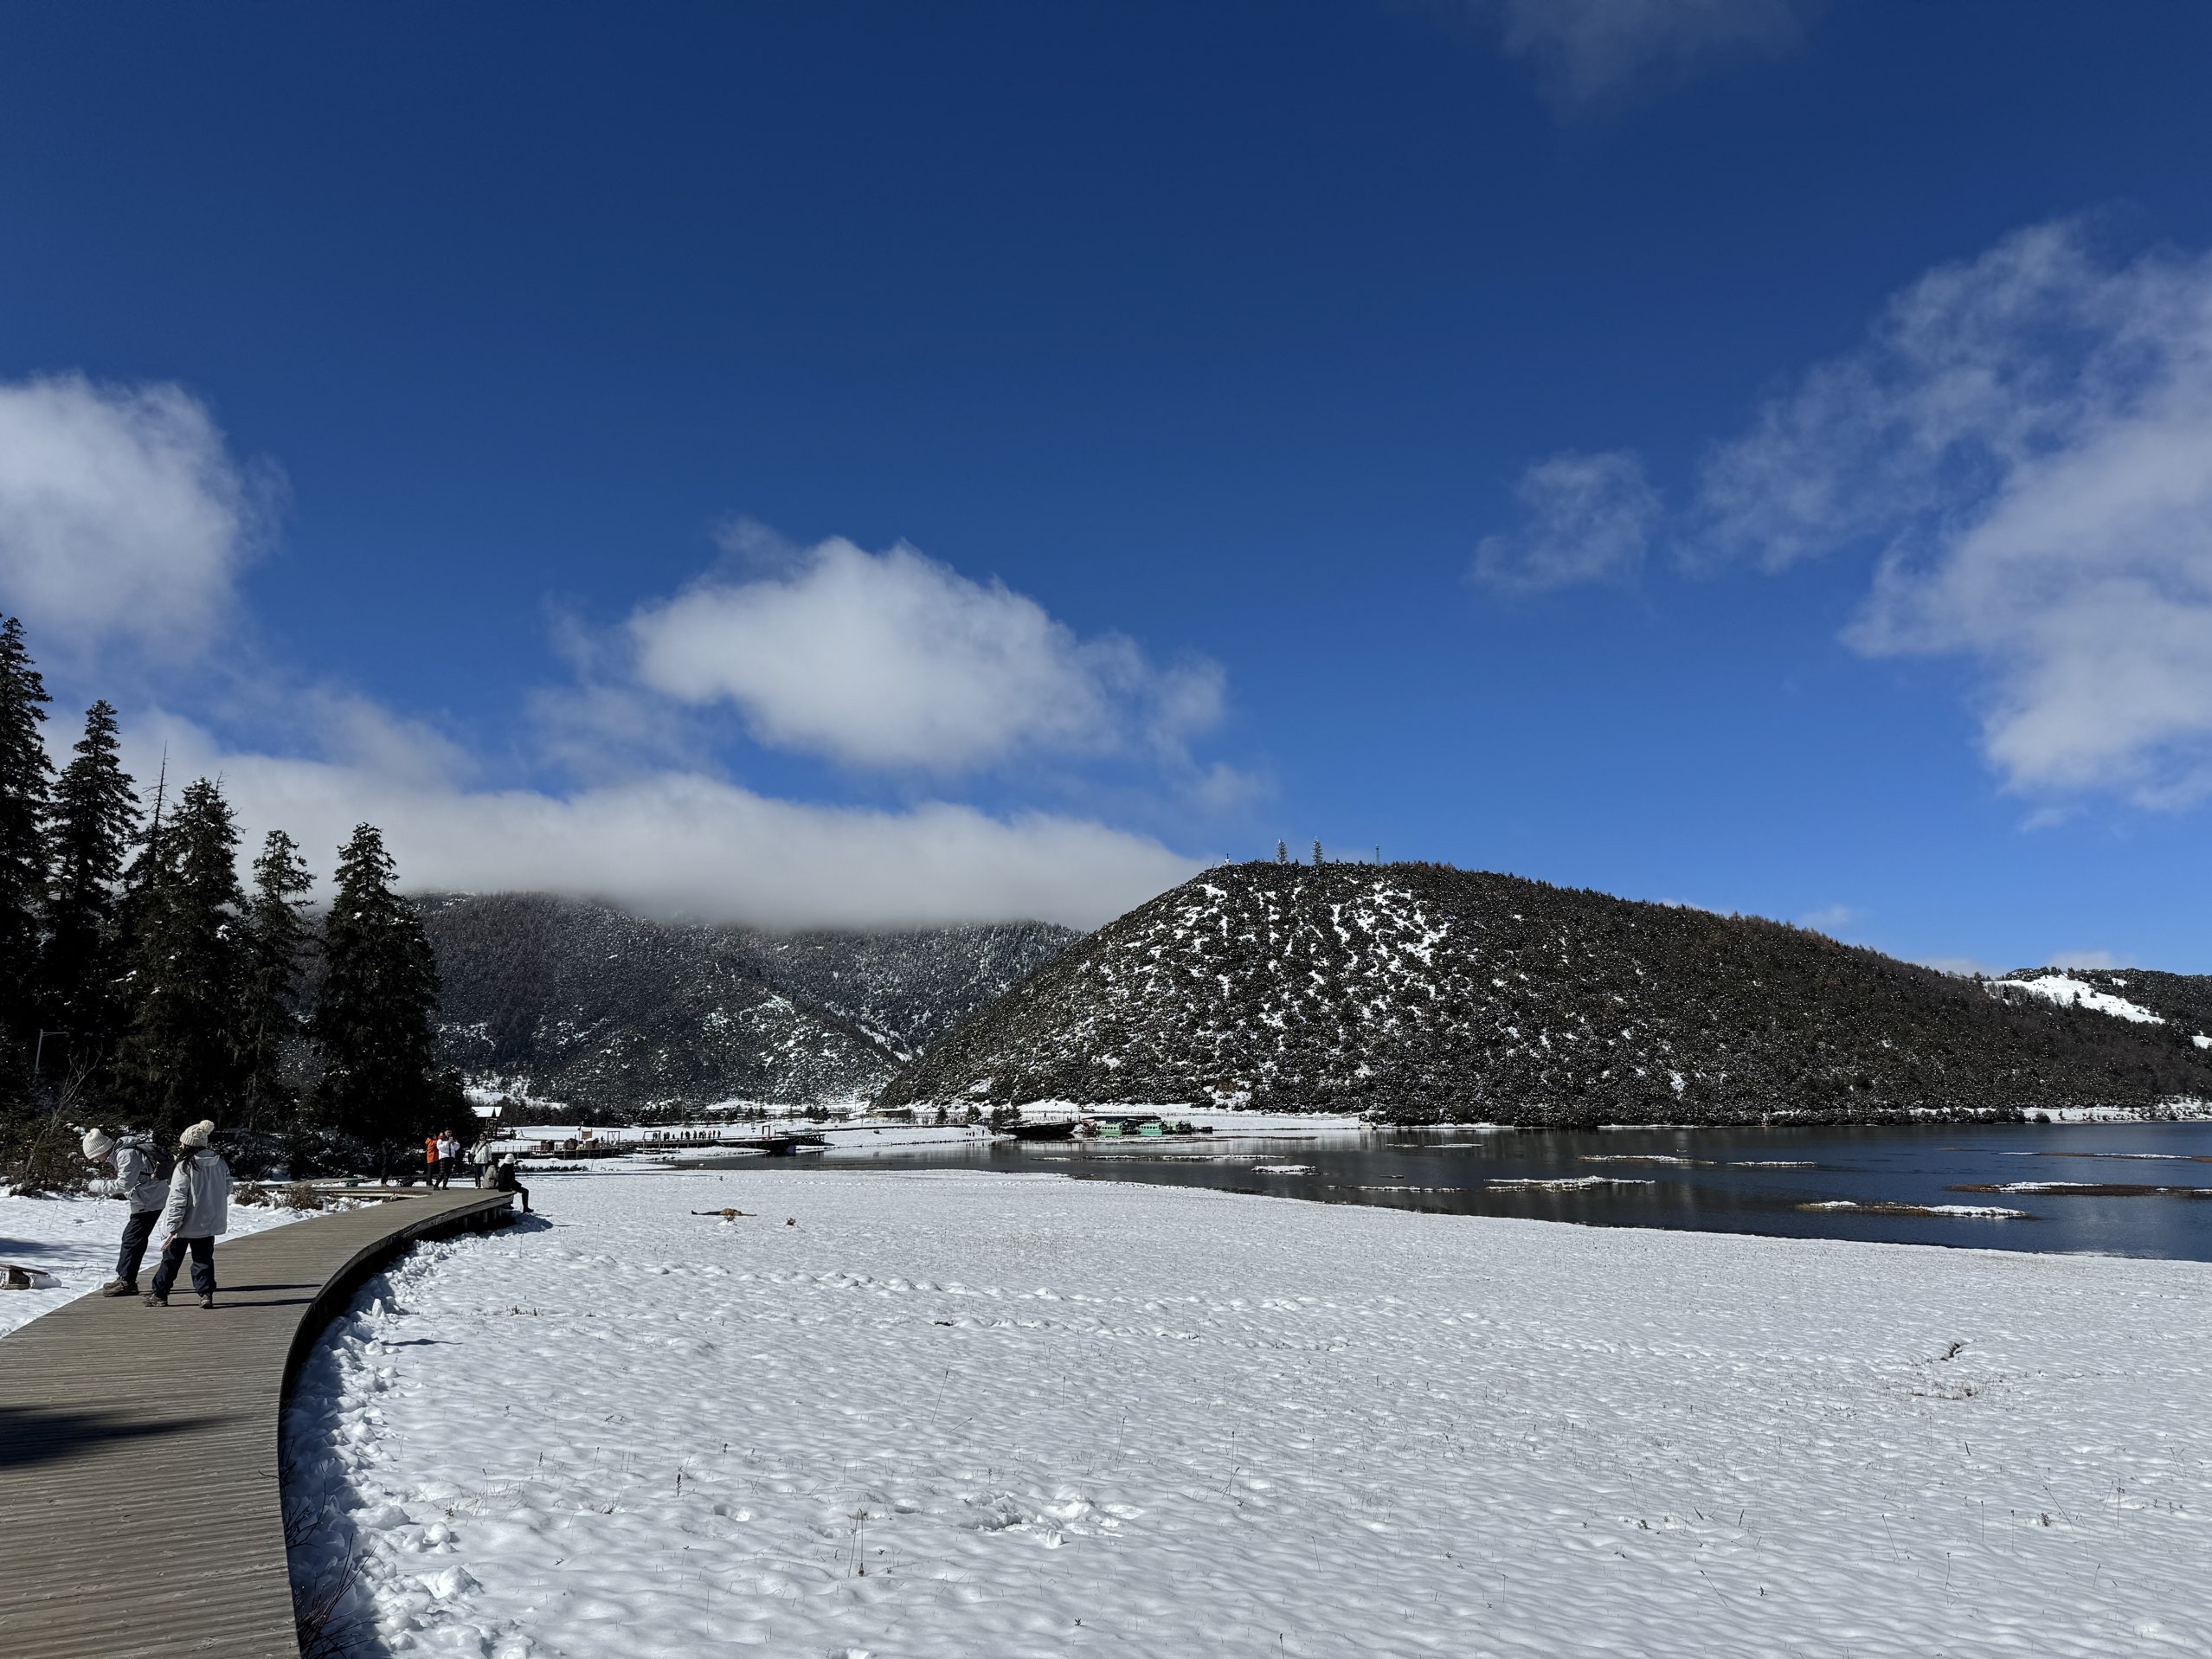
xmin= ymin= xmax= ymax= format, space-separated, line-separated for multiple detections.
xmin=100 ymin=1279 xmax=138 ymax=1297
xmin=142 ymin=1292 xmax=167 ymax=1307
xmin=197 ymin=1293 xmax=215 ymax=1310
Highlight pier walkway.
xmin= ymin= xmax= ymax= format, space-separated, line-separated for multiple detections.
xmin=0 ymin=1186 xmax=515 ymax=1659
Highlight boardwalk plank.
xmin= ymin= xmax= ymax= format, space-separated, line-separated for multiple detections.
xmin=0 ymin=1187 xmax=513 ymax=1659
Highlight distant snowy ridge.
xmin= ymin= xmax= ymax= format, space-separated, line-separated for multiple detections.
xmin=882 ymin=862 xmax=2212 ymax=1125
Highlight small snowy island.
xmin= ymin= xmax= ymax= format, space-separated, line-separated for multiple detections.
xmin=283 ymin=1167 xmax=2212 ymax=1656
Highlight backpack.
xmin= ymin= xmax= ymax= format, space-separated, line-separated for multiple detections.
xmin=122 ymin=1134 xmax=174 ymax=1184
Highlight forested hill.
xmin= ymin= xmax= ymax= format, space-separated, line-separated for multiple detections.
xmin=878 ymin=863 xmax=2212 ymax=1124
xmin=415 ymin=893 xmax=1076 ymax=1113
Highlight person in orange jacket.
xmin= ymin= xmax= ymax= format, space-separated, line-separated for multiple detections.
xmin=424 ymin=1132 xmax=442 ymax=1187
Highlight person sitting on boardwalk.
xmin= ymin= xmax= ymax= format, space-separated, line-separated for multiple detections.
xmin=145 ymin=1120 xmax=232 ymax=1310
xmin=488 ymin=1153 xmax=531 ymax=1213
xmin=82 ymin=1128 xmax=170 ymax=1298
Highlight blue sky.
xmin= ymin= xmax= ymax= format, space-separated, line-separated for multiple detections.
xmin=3 ymin=3 xmax=2212 ymax=967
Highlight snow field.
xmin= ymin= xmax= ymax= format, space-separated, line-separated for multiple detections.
xmin=0 ymin=1188 xmax=312 ymax=1338
xmin=286 ymin=1169 xmax=2212 ymax=1657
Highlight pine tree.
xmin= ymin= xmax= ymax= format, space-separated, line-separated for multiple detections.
xmin=236 ymin=829 xmax=314 ymax=1130
xmin=112 ymin=777 xmax=246 ymax=1135
xmin=0 ymin=618 xmax=53 ymax=1063
xmin=312 ymin=823 xmax=450 ymax=1170
xmin=1275 ymin=839 xmax=1288 ymax=864
xmin=105 ymin=756 xmax=170 ymax=1079
xmin=42 ymin=701 xmax=138 ymax=1057
xmin=1311 ymin=839 xmax=1322 ymax=868
xmin=113 ymin=753 xmax=170 ymax=946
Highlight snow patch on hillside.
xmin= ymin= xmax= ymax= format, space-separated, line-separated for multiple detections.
xmin=1998 ymin=974 xmax=2164 ymax=1025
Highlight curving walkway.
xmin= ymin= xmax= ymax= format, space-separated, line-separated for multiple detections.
xmin=0 ymin=1186 xmax=514 ymax=1659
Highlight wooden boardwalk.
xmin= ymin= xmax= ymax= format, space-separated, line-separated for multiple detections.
xmin=0 ymin=1186 xmax=515 ymax=1659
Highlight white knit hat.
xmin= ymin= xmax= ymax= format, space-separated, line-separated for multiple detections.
xmin=81 ymin=1129 xmax=114 ymax=1160
xmin=178 ymin=1119 xmax=215 ymax=1148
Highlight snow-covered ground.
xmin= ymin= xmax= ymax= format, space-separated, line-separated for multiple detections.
xmin=0 ymin=1188 xmax=312 ymax=1338
xmin=286 ymin=1168 xmax=2212 ymax=1657
xmin=2032 ymin=1101 xmax=2212 ymax=1122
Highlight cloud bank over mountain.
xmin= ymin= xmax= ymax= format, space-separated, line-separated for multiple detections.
xmin=124 ymin=707 xmax=1195 ymax=929
xmin=0 ymin=373 xmax=1215 ymax=927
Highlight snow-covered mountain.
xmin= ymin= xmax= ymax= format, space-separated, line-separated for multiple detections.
xmin=879 ymin=862 xmax=2212 ymax=1123
xmin=415 ymin=893 xmax=1076 ymax=1113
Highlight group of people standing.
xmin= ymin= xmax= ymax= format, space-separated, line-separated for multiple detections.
xmin=81 ymin=1121 xmax=232 ymax=1309
xmin=423 ymin=1129 xmax=468 ymax=1187
xmin=428 ymin=1127 xmax=532 ymax=1211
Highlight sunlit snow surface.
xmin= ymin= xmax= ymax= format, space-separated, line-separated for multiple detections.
xmin=287 ymin=1168 xmax=2212 ymax=1656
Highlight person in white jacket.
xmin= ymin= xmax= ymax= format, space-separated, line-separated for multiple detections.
xmin=145 ymin=1120 xmax=232 ymax=1310
xmin=82 ymin=1128 xmax=170 ymax=1297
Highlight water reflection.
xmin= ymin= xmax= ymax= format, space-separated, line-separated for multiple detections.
xmin=788 ymin=1121 xmax=2212 ymax=1260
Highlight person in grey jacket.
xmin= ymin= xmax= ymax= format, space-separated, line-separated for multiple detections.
xmin=83 ymin=1128 xmax=170 ymax=1297
xmin=145 ymin=1120 xmax=232 ymax=1310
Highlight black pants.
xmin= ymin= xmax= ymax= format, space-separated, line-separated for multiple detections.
xmin=151 ymin=1235 xmax=215 ymax=1299
xmin=116 ymin=1210 xmax=158 ymax=1285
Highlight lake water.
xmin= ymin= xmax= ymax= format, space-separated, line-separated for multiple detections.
xmin=750 ymin=1120 xmax=2212 ymax=1261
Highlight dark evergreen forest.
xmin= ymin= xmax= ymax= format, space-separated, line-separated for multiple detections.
xmin=0 ymin=619 xmax=455 ymax=1186
xmin=415 ymin=892 xmax=1075 ymax=1116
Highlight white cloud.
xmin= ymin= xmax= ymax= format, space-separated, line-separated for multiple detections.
xmin=0 ymin=374 xmax=265 ymax=664
xmin=1695 ymin=222 xmax=2212 ymax=802
xmin=1913 ymin=954 xmax=2003 ymax=979
xmin=627 ymin=536 xmax=1224 ymax=772
xmin=2045 ymin=948 xmax=2124 ymax=971
xmin=127 ymin=711 xmax=1198 ymax=931
xmin=1466 ymin=0 xmax=1817 ymax=101
xmin=1472 ymin=450 xmax=1657 ymax=592
xmin=1794 ymin=903 xmax=1857 ymax=936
